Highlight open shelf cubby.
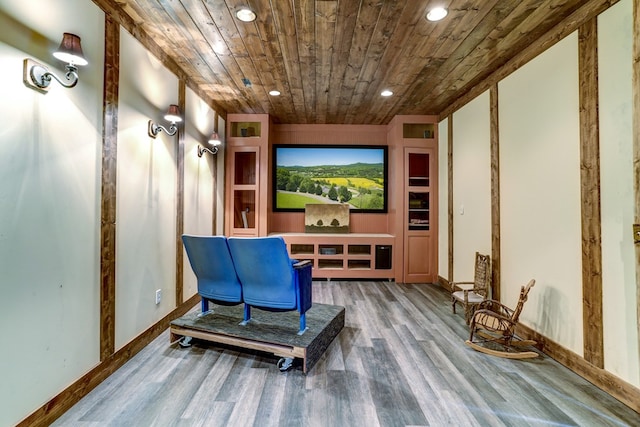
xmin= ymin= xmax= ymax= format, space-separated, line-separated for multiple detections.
xmin=274 ymin=233 xmax=394 ymax=280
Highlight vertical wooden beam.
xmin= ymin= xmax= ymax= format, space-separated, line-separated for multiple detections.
xmin=633 ymin=0 xmax=640 ymax=363
xmin=212 ymin=110 xmax=219 ymax=235
xmin=448 ymin=115 xmax=454 ymax=284
xmin=175 ymin=81 xmax=186 ymax=305
xmin=490 ymin=84 xmax=501 ymax=302
xmin=100 ymin=16 xmax=119 ymax=360
xmin=578 ymin=19 xmax=604 ymax=368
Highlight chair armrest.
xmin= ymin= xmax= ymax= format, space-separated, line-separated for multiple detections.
xmin=473 ymin=308 xmax=514 ymax=325
xmin=293 ymin=261 xmax=313 ymax=313
xmin=451 ymin=281 xmax=474 ymax=292
xmin=293 ymin=259 xmax=312 ymax=269
xmin=476 ymin=299 xmax=513 ymax=316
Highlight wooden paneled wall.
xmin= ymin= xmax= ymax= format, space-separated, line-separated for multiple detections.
xmin=19 ymin=13 xmax=207 ymax=427
xmin=439 ymin=0 xmax=637 ymax=413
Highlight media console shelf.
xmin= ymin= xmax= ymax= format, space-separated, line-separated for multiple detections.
xmin=272 ymin=233 xmax=394 ymax=280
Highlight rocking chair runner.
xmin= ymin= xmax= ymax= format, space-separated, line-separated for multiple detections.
xmin=451 ymin=252 xmax=491 ymax=324
xmin=465 ymin=279 xmax=538 ymax=359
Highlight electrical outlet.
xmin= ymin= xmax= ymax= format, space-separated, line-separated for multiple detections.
xmin=155 ymin=289 xmax=162 ymax=305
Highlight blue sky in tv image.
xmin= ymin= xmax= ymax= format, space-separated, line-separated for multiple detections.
xmin=276 ymin=146 xmax=384 ymax=167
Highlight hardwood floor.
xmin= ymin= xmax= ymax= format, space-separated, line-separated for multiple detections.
xmin=54 ymin=282 xmax=638 ymax=426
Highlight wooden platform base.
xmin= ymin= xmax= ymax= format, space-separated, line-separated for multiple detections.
xmin=170 ymin=303 xmax=345 ymax=373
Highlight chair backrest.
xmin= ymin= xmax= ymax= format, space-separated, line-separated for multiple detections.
xmin=227 ymin=236 xmax=297 ymax=310
xmin=473 ymin=252 xmax=491 ymax=297
xmin=510 ymin=279 xmax=536 ymax=323
xmin=182 ymin=235 xmax=243 ymax=304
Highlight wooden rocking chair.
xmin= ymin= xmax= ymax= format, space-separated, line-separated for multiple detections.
xmin=465 ymin=279 xmax=538 ymax=359
xmin=451 ymin=252 xmax=491 ymax=324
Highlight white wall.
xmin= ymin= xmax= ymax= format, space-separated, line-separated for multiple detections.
xmin=598 ymin=0 xmax=638 ymax=387
xmin=438 ymin=118 xmax=449 ymax=280
xmin=115 ymin=28 xmax=178 ymax=349
xmin=451 ymin=91 xmax=492 ymax=283
xmin=0 ymin=1 xmax=104 ymax=425
xmin=183 ymin=87 xmax=217 ymax=300
xmin=499 ymin=33 xmax=583 ymax=354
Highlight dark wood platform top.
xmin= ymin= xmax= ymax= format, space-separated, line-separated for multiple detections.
xmin=171 ymin=303 xmax=345 ymax=349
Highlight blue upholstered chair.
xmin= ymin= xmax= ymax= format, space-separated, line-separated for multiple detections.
xmin=227 ymin=236 xmax=313 ymax=335
xmin=182 ymin=235 xmax=243 ymax=314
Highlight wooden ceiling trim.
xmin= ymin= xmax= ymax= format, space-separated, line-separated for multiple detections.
xmin=296 ymin=0 xmax=318 ymax=123
xmin=196 ymin=0 xmax=267 ymax=112
xmin=431 ymin=0 xmax=500 ymax=60
xmin=325 ymin=0 xmax=360 ymax=123
xmin=361 ymin=2 xmax=447 ymax=124
xmin=253 ymin=0 xmax=298 ymax=123
xmin=314 ymin=1 xmax=336 ymax=124
xmin=439 ymin=0 xmax=620 ymax=119
xmin=271 ymin=0 xmax=307 ymax=121
xmin=94 ymin=0 xmax=610 ymax=124
xmin=155 ymin=1 xmax=230 ymax=88
xmin=347 ymin=0 xmax=407 ymax=124
xmin=413 ymin=0 xmax=578 ymax=113
xmin=336 ymin=1 xmax=385 ymax=123
xmin=401 ymin=0 xmax=538 ymax=114
xmin=220 ymin=0 xmax=286 ymax=114
xmin=91 ymin=0 xmax=228 ymax=118
xmin=362 ymin=0 xmax=476 ymax=121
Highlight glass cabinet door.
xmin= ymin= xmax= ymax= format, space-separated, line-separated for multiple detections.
xmin=408 ymin=192 xmax=429 ymax=230
xmin=230 ymin=148 xmax=259 ymax=235
xmin=406 ymin=151 xmax=430 ymax=232
xmin=234 ymin=151 xmax=256 ymax=185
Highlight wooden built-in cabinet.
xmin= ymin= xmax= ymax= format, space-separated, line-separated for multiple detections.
xmin=275 ymin=233 xmax=394 ymax=280
xmin=224 ymin=114 xmax=270 ymax=237
xmin=388 ymin=116 xmax=438 ymax=283
xmin=225 ymin=114 xmax=438 ymax=282
xmin=404 ymin=148 xmax=436 ymax=282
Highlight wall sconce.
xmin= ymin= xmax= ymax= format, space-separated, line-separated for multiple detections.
xmin=198 ymin=132 xmax=222 ymax=157
xmin=148 ymin=105 xmax=182 ymax=138
xmin=23 ymin=33 xmax=88 ymax=94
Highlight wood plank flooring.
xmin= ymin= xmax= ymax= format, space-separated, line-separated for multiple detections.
xmin=53 ymin=281 xmax=639 ymax=426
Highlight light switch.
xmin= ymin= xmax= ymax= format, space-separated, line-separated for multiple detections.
xmin=460 ymin=204 xmax=464 ymax=215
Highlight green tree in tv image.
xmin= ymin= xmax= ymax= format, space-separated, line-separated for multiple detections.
xmin=275 ymin=161 xmax=384 ymax=210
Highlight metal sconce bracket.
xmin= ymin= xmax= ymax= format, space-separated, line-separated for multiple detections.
xmin=148 ymin=120 xmax=178 ymax=139
xmin=198 ymin=145 xmax=219 ymax=157
xmin=23 ymin=59 xmax=52 ymax=94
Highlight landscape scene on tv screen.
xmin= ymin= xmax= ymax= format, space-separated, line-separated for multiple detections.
xmin=274 ymin=145 xmax=387 ymax=212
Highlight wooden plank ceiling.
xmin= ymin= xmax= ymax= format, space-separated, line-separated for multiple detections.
xmin=100 ymin=0 xmax=590 ymax=124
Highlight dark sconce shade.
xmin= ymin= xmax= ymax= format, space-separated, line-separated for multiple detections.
xmin=163 ymin=104 xmax=183 ymax=123
xmin=23 ymin=32 xmax=88 ymax=93
xmin=148 ymin=104 xmax=182 ymax=138
xmin=53 ymin=33 xmax=88 ymax=66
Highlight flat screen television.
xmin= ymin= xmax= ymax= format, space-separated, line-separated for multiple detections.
xmin=273 ymin=144 xmax=388 ymax=213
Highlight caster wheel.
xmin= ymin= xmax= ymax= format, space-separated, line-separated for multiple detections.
xmin=277 ymin=357 xmax=294 ymax=372
xmin=178 ymin=336 xmax=192 ymax=348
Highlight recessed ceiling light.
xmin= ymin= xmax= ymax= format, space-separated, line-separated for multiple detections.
xmin=381 ymin=90 xmax=393 ymax=97
xmin=426 ymin=7 xmax=448 ymax=22
xmin=236 ymin=8 xmax=256 ymax=22
xmin=269 ymin=90 xmax=281 ymax=96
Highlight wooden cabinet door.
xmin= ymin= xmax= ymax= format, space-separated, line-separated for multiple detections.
xmin=403 ymin=148 xmax=437 ymax=283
